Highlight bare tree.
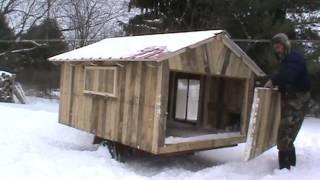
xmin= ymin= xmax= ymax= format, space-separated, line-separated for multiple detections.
xmin=1 ymin=0 xmax=135 ymax=55
xmin=0 ymin=0 xmax=51 ymax=56
xmin=53 ymin=0 xmax=129 ymax=47
xmin=1 ymin=0 xmax=51 ymax=37
xmin=0 ymin=0 xmax=19 ymax=15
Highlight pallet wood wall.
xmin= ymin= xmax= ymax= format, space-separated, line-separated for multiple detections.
xmin=168 ymin=37 xmax=253 ymax=79
xmin=201 ymin=75 xmax=256 ymax=136
xmin=59 ymin=61 xmax=166 ymax=153
xmin=201 ymin=76 xmax=246 ymax=130
xmin=241 ymin=75 xmax=256 ymax=135
xmin=201 ymin=75 xmax=220 ymax=129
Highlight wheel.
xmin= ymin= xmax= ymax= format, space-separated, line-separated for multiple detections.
xmin=104 ymin=141 xmax=126 ymax=163
xmin=93 ymin=136 xmax=106 ymax=144
xmin=93 ymin=136 xmax=129 ymax=162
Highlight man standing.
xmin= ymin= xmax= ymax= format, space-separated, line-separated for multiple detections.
xmin=264 ymin=33 xmax=311 ymax=170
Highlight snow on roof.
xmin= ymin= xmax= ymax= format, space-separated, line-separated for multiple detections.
xmin=49 ymin=30 xmax=225 ymax=62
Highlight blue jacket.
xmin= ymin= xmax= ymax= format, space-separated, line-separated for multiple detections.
xmin=272 ymin=50 xmax=311 ymax=94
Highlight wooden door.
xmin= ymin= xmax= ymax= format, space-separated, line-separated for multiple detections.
xmin=244 ymin=87 xmax=281 ymax=161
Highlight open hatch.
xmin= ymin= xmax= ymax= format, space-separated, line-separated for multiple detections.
xmin=161 ymin=72 xmax=281 ymax=159
xmin=160 ymin=72 xmax=247 ymax=153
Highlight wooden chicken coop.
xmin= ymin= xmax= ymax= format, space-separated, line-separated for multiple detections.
xmin=49 ymin=30 xmax=281 ymax=161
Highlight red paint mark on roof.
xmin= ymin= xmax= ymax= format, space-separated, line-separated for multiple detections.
xmin=126 ymin=46 xmax=169 ymax=60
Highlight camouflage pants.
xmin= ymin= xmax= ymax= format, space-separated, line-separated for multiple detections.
xmin=277 ymin=91 xmax=310 ymax=151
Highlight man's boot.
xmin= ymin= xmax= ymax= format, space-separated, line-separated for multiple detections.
xmin=279 ymin=150 xmax=291 ymax=170
xmin=289 ymin=147 xmax=296 ymax=166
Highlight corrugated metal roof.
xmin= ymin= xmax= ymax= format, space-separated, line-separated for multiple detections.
xmin=48 ymin=30 xmax=224 ymax=62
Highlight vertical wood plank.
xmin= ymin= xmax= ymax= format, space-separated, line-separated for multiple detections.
xmin=124 ymin=63 xmax=137 ymax=146
xmin=207 ymin=39 xmax=226 ymax=75
xmin=121 ymin=62 xmax=133 ymax=144
xmin=136 ymin=63 xmax=147 ymax=150
xmin=138 ymin=62 xmax=157 ymax=151
xmin=151 ymin=62 xmax=167 ymax=153
xmin=241 ymin=79 xmax=250 ymax=135
xmin=69 ymin=65 xmax=76 ymax=127
xmin=130 ymin=62 xmax=143 ymax=147
xmin=116 ymin=63 xmax=127 ymax=142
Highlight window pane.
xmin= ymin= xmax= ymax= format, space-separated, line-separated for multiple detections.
xmin=175 ymin=79 xmax=188 ymax=119
xmin=187 ymin=80 xmax=200 ymax=121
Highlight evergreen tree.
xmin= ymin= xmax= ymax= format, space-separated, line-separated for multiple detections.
xmin=0 ymin=14 xmax=17 ymax=72
xmin=22 ymin=18 xmax=68 ymax=69
xmin=126 ymin=0 xmax=320 ymax=99
xmin=126 ymin=0 xmax=318 ymax=69
xmin=16 ymin=18 xmax=69 ymax=91
xmin=0 ymin=14 xmax=15 ymax=52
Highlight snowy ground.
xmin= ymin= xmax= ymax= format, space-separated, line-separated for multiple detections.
xmin=0 ymin=98 xmax=320 ymax=180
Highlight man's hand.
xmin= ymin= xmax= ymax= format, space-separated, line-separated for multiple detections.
xmin=264 ymin=80 xmax=274 ymax=88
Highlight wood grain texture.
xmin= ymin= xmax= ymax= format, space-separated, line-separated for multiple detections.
xmin=151 ymin=61 xmax=170 ymax=153
xmin=59 ymin=61 xmax=161 ymax=153
xmin=59 ymin=63 xmax=73 ymax=126
xmin=221 ymin=35 xmax=265 ymax=77
xmin=168 ymin=37 xmax=254 ymax=79
xmin=159 ymin=135 xmax=246 ymax=154
xmin=245 ymin=88 xmax=281 ymax=161
xmin=241 ymin=75 xmax=255 ymax=135
xmin=199 ymin=75 xmax=246 ymax=130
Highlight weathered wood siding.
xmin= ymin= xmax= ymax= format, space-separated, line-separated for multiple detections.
xmin=245 ymin=88 xmax=281 ymax=160
xmin=59 ymin=61 xmax=167 ymax=153
xmin=167 ymin=36 xmax=257 ymax=137
xmin=168 ymin=37 xmax=253 ymax=79
xmin=159 ymin=134 xmax=246 ymax=154
xmin=241 ymin=75 xmax=256 ymax=135
xmin=201 ymin=76 xmax=246 ymax=130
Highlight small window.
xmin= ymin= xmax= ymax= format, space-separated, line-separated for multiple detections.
xmin=174 ymin=76 xmax=200 ymax=123
xmin=84 ymin=66 xmax=117 ymax=97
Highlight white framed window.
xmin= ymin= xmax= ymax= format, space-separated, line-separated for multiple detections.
xmin=174 ymin=74 xmax=201 ymax=123
xmin=83 ymin=66 xmax=118 ymax=97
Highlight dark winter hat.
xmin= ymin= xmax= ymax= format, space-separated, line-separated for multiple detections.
xmin=271 ymin=33 xmax=291 ymax=51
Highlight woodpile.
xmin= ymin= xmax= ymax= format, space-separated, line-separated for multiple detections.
xmin=0 ymin=72 xmax=14 ymax=103
xmin=0 ymin=71 xmax=27 ymax=104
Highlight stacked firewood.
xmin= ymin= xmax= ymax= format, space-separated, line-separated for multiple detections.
xmin=0 ymin=72 xmax=15 ymax=103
